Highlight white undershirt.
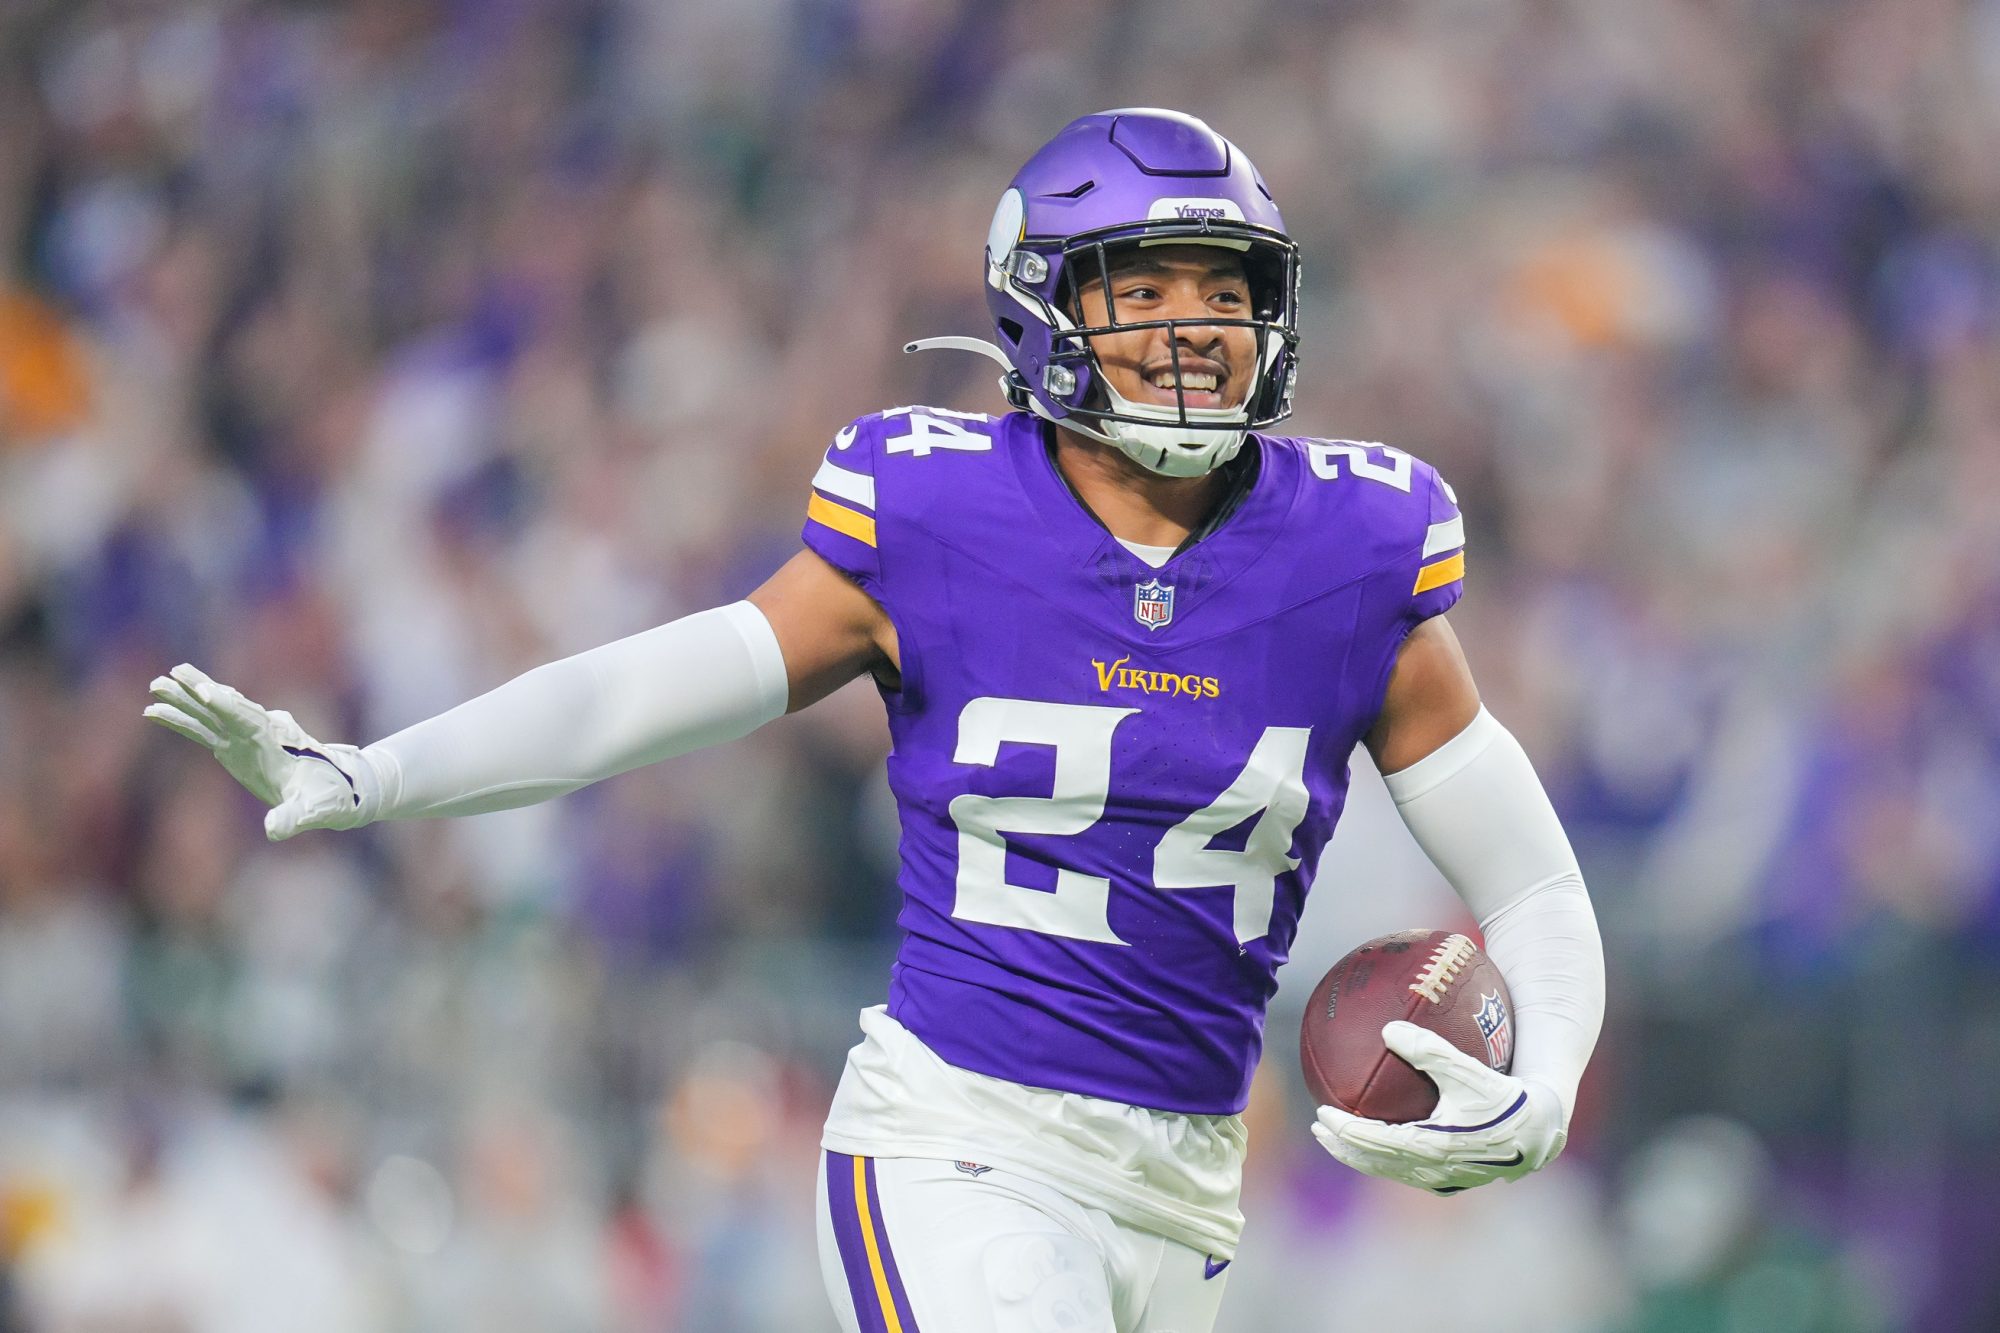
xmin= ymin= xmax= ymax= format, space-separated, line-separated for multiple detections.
xmin=1117 ymin=538 xmax=1177 ymax=568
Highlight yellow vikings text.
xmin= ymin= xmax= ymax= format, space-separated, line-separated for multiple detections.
xmin=1091 ymin=656 xmax=1222 ymax=699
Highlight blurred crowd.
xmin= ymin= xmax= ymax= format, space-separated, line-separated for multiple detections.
xmin=1 ymin=0 xmax=1997 ymax=1328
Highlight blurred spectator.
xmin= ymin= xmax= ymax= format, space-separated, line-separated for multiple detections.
xmin=1614 ymin=1117 xmax=1889 ymax=1333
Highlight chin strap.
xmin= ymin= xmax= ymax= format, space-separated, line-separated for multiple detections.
xmin=900 ymin=336 xmax=1240 ymax=477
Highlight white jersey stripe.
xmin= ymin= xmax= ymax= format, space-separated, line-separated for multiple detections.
xmin=814 ymin=457 xmax=877 ymax=511
xmin=1422 ymin=515 xmax=1465 ymax=558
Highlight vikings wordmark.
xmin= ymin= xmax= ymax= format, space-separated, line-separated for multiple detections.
xmin=1091 ymin=656 xmax=1221 ymax=699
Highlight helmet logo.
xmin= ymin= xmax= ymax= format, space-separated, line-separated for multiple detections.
xmin=1146 ymin=197 xmax=1246 ymax=223
xmin=986 ymin=189 xmax=1027 ymax=284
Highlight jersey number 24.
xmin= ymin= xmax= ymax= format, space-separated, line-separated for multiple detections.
xmin=947 ymin=698 xmax=1311 ymax=947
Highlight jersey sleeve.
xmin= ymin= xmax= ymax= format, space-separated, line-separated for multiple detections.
xmin=1406 ymin=463 xmax=1464 ymax=625
xmin=800 ymin=416 xmax=885 ymax=597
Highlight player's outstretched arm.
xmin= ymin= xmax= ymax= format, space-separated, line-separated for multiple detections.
xmin=144 ymin=555 xmax=892 ymax=840
xmin=1314 ymin=617 xmax=1605 ymax=1194
xmin=746 ymin=549 xmax=900 ymax=712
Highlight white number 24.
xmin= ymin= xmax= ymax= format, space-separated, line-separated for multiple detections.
xmin=947 ymin=698 xmax=1312 ymax=946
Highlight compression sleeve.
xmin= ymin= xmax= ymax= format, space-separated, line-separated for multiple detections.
xmin=342 ymin=601 xmax=790 ymax=823
xmin=1381 ymin=707 xmax=1605 ymax=1124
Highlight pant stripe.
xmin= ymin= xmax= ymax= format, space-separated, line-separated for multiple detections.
xmin=825 ymin=1152 xmax=919 ymax=1333
xmin=860 ymin=1155 xmax=920 ymax=1332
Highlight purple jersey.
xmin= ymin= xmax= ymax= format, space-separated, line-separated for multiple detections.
xmin=801 ymin=408 xmax=1464 ymax=1115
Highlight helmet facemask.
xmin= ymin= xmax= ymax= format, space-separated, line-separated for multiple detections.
xmin=1028 ymin=230 xmax=1299 ymax=477
xmin=905 ymin=110 xmax=1304 ymax=474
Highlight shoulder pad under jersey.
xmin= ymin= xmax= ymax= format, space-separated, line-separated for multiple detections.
xmin=800 ymin=406 xmax=1005 ymax=595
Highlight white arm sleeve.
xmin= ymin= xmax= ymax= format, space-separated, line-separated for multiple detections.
xmin=1381 ymin=707 xmax=1605 ymax=1123
xmin=351 ymin=601 xmax=791 ymax=820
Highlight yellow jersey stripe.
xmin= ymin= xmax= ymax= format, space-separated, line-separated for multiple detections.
xmin=808 ymin=493 xmax=878 ymax=548
xmin=853 ymin=1156 xmax=905 ymax=1333
xmin=1413 ymin=551 xmax=1465 ymax=595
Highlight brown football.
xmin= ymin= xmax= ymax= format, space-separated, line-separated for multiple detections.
xmin=1300 ymin=929 xmax=1515 ymax=1123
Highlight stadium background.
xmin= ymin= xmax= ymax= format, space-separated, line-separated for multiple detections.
xmin=2 ymin=0 xmax=1997 ymax=1328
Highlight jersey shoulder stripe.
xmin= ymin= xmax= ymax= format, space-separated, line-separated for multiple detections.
xmin=807 ymin=492 xmax=877 ymax=548
xmin=1271 ymin=434 xmax=1467 ymax=616
xmin=1413 ymin=549 xmax=1464 ymax=594
xmin=1407 ymin=454 xmax=1465 ymax=616
xmin=1421 ymin=514 xmax=1464 ymax=558
xmin=801 ymin=414 xmax=889 ymax=590
xmin=799 ymin=406 xmax=1007 ymax=593
xmin=813 ymin=456 xmax=877 ymax=510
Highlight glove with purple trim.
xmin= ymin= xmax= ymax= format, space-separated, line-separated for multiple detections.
xmin=1312 ymin=1020 xmax=1567 ymax=1195
xmin=144 ymin=664 xmax=379 ymax=841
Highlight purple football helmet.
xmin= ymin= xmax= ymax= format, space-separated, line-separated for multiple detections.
xmin=909 ymin=109 xmax=1300 ymax=477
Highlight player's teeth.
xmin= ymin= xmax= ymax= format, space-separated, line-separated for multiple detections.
xmin=1148 ymin=372 xmax=1220 ymax=391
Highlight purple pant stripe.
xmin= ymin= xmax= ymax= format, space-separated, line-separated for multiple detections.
xmin=862 ymin=1156 xmax=921 ymax=1332
xmin=824 ymin=1151 xmax=889 ymax=1333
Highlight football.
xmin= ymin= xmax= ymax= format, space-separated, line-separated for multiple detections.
xmin=1300 ymin=929 xmax=1515 ymax=1123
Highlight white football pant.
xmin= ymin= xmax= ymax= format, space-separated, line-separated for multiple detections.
xmin=817 ymin=1152 xmax=1232 ymax=1333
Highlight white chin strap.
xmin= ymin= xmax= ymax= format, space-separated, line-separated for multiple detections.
xmin=901 ymin=336 xmax=1254 ymax=479
xmin=1062 ymin=381 xmax=1248 ymax=478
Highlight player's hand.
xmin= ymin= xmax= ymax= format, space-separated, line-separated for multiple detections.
xmin=1311 ymin=1020 xmax=1566 ymax=1195
xmin=144 ymin=664 xmax=378 ymax=840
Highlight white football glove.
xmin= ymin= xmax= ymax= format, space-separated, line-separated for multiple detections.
xmin=1313 ymin=1020 xmax=1567 ymax=1195
xmin=144 ymin=664 xmax=378 ymax=841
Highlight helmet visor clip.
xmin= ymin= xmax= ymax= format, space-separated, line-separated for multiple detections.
xmin=1007 ymin=250 xmax=1049 ymax=285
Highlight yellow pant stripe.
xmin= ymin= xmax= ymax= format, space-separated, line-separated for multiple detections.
xmin=853 ymin=1156 xmax=904 ymax=1333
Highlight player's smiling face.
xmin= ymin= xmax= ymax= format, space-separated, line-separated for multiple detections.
xmin=1072 ymin=245 xmax=1257 ymax=413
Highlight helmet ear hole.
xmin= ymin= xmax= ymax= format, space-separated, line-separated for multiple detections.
xmin=998 ymin=317 xmax=1024 ymax=347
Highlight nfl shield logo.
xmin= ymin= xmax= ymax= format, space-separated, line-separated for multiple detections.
xmin=1134 ymin=579 xmax=1175 ymax=630
xmin=1475 ymin=991 xmax=1513 ymax=1072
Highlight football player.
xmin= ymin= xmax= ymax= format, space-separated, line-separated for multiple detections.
xmin=146 ymin=110 xmax=1604 ymax=1333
